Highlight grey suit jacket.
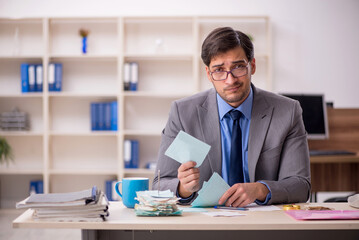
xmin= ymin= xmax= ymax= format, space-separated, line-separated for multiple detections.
xmin=153 ymin=85 xmax=311 ymax=205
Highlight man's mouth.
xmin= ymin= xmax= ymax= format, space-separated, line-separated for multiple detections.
xmin=225 ymin=84 xmax=241 ymax=92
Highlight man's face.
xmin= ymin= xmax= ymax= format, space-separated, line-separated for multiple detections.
xmin=206 ymin=46 xmax=256 ymax=108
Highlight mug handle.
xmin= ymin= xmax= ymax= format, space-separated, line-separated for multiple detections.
xmin=115 ymin=181 xmax=123 ymax=199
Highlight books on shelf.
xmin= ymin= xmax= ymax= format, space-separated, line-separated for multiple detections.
xmin=105 ymin=180 xmax=120 ymax=201
xmin=16 ymin=186 xmax=109 ymax=222
xmin=124 ymin=139 xmax=139 ymax=168
xmin=48 ymin=63 xmax=62 ymax=92
xmin=21 ymin=63 xmax=43 ymax=93
xmin=90 ymin=101 xmax=118 ymax=131
xmin=123 ymin=62 xmax=138 ymax=91
xmin=30 ymin=180 xmax=43 ymax=195
xmin=20 ymin=63 xmax=62 ymax=93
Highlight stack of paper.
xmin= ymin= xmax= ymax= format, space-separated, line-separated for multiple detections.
xmin=16 ymin=186 xmax=109 ymax=222
xmin=134 ymin=190 xmax=182 ymax=216
xmin=191 ymin=172 xmax=230 ymax=207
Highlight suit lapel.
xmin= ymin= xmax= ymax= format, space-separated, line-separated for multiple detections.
xmin=248 ymin=86 xmax=273 ymax=182
xmin=197 ymin=89 xmax=222 ymax=174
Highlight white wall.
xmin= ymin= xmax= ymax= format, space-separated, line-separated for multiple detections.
xmin=1 ymin=0 xmax=358 ymax=107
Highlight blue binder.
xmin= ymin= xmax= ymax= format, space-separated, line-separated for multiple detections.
xmin=98 ymin=103 xmax=105 ymax=130
xmin=48 ymin=63 xmax=62 ymax=92
xmin=28 ymin=64 xmax=36 ymax=92
xmin=104 ymin=102 xmax=111 ymax=130
xmin=131 ymin=140 xmax=139 ymax=168
xmin=91 ymin=103 xmax=99 ymax=131
xmin=55 ymin=63 xmax=62 ymax=91
xmin=111 ymin=101 xmax=118 ymax=131
xmin=35 ymin=64 xmax=43 ymax=92
xmin=29 ymin=180 xmax=44 ymax=194
xmin=124 ymin=140 xmax=132 ymax=168
xmin=21 ymin=63 xmax=29 ymax=93
xmin=129 ymin=62 xmax=138 ymax=91
xmin=48 ymin=63 xmax=55 ymax=91
xmin=105 ymin=180 xmax=113 ymax=201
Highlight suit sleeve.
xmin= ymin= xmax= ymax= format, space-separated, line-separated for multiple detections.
xmin=261 ymin=101 xmax=311 ymax=204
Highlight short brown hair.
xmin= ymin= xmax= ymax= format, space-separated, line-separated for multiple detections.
xmin=201 ymin=27 xmax=254 ymax=66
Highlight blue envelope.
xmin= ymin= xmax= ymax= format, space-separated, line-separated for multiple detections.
xmin=165 ymin=130 xmax=211 ymax=167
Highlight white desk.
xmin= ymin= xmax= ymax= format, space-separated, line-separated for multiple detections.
xmin=13 ymin=202 xmax=359 ymax=240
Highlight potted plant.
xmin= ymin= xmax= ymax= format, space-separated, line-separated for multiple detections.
xmin=0 ymin=137 xmax=14 ymax=166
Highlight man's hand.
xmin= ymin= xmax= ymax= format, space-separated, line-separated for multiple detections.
xmin=177 ymin=161 xmax=200 ymax=198
xmin=218 ymin=182 xmax=269 ymax=207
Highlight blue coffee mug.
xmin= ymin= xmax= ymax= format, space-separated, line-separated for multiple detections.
xmin=115 ymin=177 xmax=149 ymax=208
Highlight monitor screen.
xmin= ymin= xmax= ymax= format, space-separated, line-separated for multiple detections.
xmin=282 ymin=94 xmax=329 ymax=139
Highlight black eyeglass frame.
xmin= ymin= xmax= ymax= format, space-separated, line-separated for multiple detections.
xmin=209 ymin=62 xmax=250 ymax=81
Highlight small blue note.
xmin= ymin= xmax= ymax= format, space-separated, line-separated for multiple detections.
xmin=191 ymin=172 xmax=230 ymax=207
xmin=165 ymin=130 xmax=211 ymax=167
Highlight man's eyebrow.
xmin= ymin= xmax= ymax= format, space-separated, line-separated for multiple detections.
xmin=211 ymin=63 xmax=224 ymax=68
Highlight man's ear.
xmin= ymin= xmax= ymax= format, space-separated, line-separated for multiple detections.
xmin=205 ymin=66 xmax=212 ymax=82
xmin=250 ymin=58 xmax=256 ymax=75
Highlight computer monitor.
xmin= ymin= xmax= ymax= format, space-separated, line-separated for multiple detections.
xmin=281 ymin=94 xmax=329 ymax=139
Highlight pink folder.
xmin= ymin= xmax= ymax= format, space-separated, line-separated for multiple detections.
xmin=285 ymin=210 xmax=359 ymax=220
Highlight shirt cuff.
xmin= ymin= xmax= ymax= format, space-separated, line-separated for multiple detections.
xmin=255 ymin=181 xmax=272 ymax=205
xmin=176 ymin=189 xmax=195 ymax=204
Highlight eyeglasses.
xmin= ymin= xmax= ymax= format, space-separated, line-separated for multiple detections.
xmin=210 ymin=63 xmax=249 ymax=81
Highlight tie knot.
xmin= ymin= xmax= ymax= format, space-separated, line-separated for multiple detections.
xmin=229 ymin=110 xmax=242 ymax=121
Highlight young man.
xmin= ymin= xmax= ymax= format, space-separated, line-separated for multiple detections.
xmin=153 ymin=27 xmax=311 ymax=207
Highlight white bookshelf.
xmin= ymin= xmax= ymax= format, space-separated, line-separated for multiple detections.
xmin=0 ymin=16 xmax=271 ymax=208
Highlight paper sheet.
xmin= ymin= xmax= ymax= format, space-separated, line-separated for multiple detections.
xmin=191 ymin=172 xmax=230 ymax=207
xmin=165 ymin=130 xmax=211 ymax=167
xmin=178 ymin=207 xmax=208 ymax=213
xmin=245 ymin=203 xmax=281 ymax=211
xmin=148 ymin=190 xmax=174 ymax=198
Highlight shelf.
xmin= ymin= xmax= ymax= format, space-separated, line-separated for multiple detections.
xmin=0 ymin=19 xmax=43 ymax=57
xmin=0 ymin=131 xmax=43 ymax=136
xmin=0 ymin=16 xmax=271 ymax=201
xmin=0 ymin=93 xmax=43 ymax=98
xmin=0 ymin=169 xmax=43 ymax=175
xmin=50 ymin=54 xmax=117 ymax=61
xmin=50 ymin=131 xmax=118 ymax=137
xmin=50 ymin=18 xmax=118 ymax=57
xmin=124 ymin=54 xmax=193 ymax=61
xmin=48 ymin=92 xmax=117 ymax=98
xmin=123 ymin=91 xmax=191 ymax=99
xmin=123 ymin=129 xmax=161 ymax=137
xmin=49 ymin=169 xmax=117 ymax=175
xmin=0 ymin=56 xmax=43 ymax=60
xmin=124 ymin=18 xmax=193 ymax=56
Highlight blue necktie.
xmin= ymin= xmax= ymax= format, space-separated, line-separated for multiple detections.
xmin=229 ymin=110 xmax=244 ymax=186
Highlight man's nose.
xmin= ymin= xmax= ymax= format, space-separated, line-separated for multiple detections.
xmin=224 ymin=71 xmax=237 ymax=84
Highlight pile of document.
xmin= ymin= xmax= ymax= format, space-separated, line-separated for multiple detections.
xmin=16 ymin=186 xmax=109 ymax=222
xmin=134 ymin=190 xmax=182 ymax=216
xmin=0 ymin=108 xmax=29 ymax=131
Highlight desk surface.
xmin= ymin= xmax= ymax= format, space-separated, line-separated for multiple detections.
xmin=310 ymin=154 xmax=359 ymax=164
xmin=13 ymin=202 xmax=359 ymax=231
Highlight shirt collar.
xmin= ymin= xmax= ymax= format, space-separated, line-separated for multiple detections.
xmin=217 ymin=86 xmax=253 ymax=120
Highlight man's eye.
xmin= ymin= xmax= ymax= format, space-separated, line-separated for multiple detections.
xmin=236 ymin=65 xmax=246 ymax=69
xmin=214 ymin=68 xmax=223 ymax=72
